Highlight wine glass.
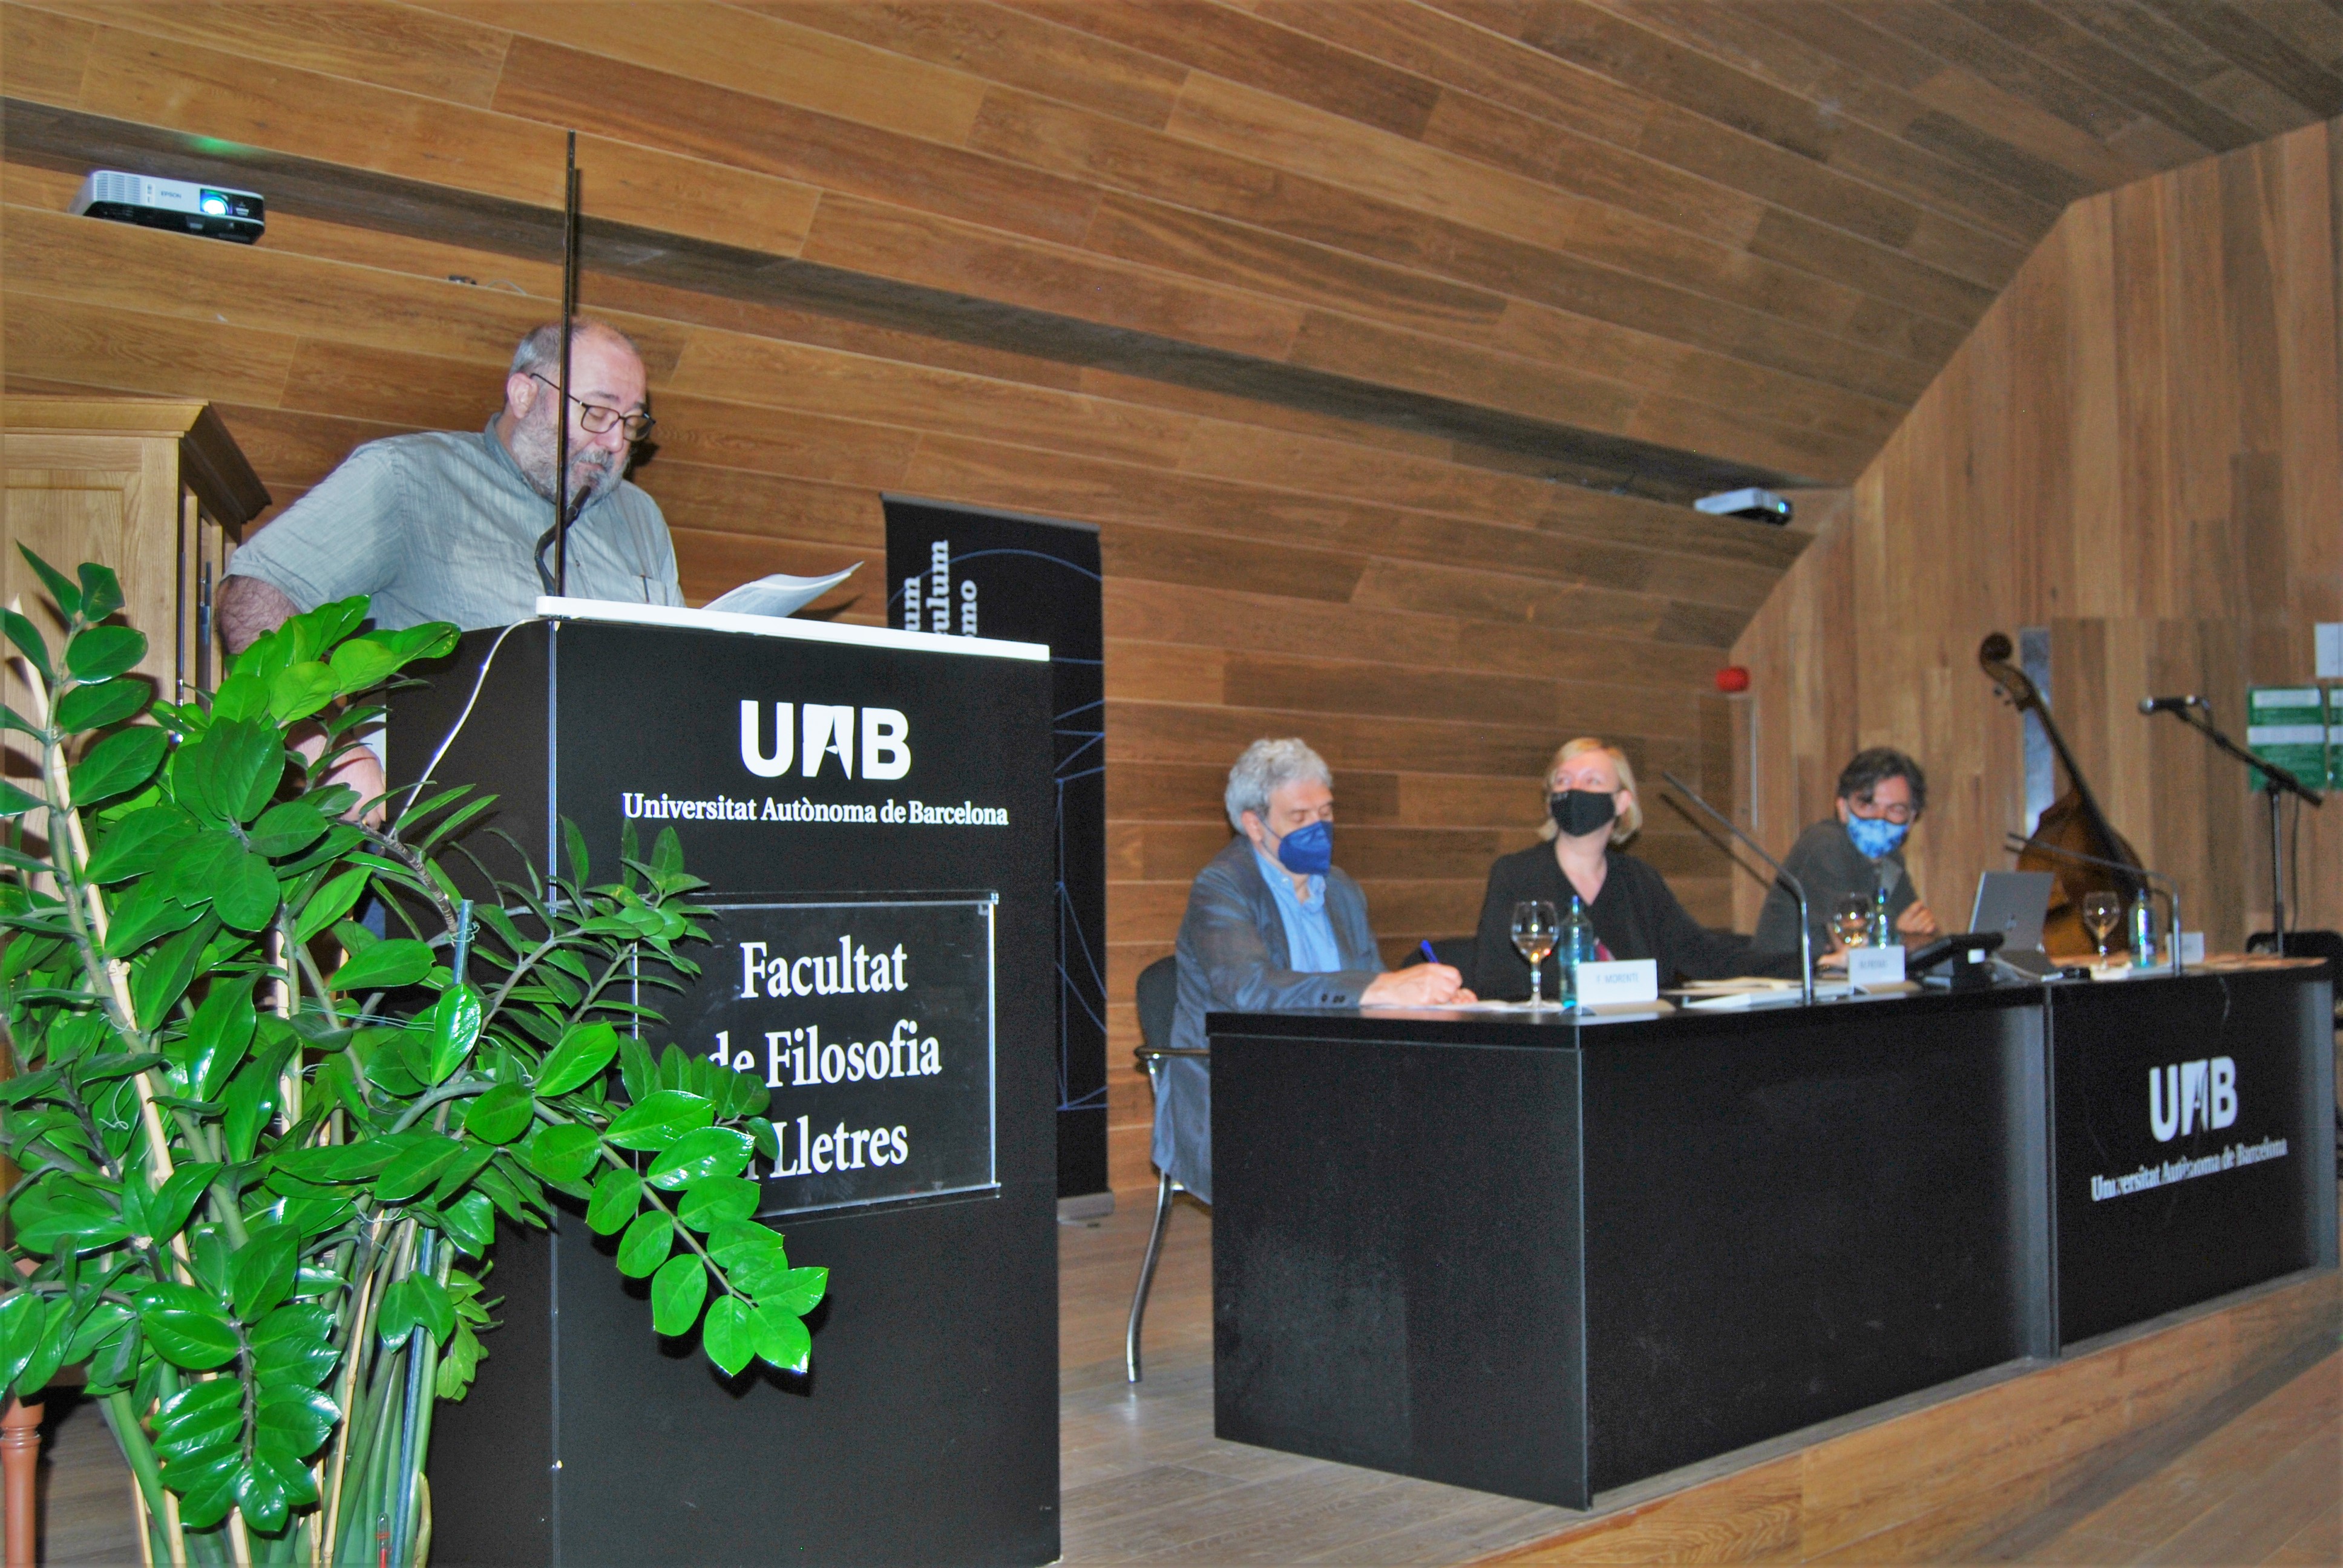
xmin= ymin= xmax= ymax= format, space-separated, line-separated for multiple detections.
xmin=2080 ymin=892 xmax=2122 ymax=959
xmin=1511 ymin=900 xmax=1559 ymax=1008
xmin=1832 ymin=893 xmax=1872 ymax=950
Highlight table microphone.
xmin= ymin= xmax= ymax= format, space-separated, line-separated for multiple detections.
xmin=2138 ymin=694 xmax=2203 ymax=714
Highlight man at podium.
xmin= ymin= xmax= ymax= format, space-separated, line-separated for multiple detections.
xmin=215 ymin=316 xmax=682 ymax=812
xmin=217 ymin=316 xmax=680 ymax=649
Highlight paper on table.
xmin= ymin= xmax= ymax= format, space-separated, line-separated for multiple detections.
xmin=702 ymin=564 xmax=860 ymax=618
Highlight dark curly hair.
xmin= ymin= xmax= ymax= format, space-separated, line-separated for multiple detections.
xmin=1837 ymin=748 xmax=1927 ymax=814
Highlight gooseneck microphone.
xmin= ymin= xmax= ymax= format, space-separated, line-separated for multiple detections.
xmin=2138 ymin=694 xmax=2204 ymax=714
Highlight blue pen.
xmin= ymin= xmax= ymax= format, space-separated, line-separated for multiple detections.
xmin=1418 ymin=939 xmax=1440 ymax=965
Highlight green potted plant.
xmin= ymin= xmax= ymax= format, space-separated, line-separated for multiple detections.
xmin=0 ymin=549 xmax=823 ymax=1567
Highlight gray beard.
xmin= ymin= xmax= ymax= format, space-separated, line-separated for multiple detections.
xmin=508 ymin=405 xmax=624 ymax=509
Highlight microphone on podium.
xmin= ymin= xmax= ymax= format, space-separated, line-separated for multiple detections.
xmin=2138 ymin=694 xmax=2204 ymax=714
xmin=1660 ymin=771 xmax=1813 ymax=1006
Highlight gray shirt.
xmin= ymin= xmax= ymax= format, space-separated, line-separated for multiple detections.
xmin=1752 ymin=818 xmax=1916 ymax=960
xmin=225 ymin=418 xmax=683 ymax=631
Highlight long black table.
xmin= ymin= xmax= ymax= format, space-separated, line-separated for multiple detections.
xmin=1206 ymin=966 xmax=2335 ymax=1509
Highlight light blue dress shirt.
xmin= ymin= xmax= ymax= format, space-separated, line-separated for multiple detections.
xmin=1252 ymin=848 xmax=1342 ymax=974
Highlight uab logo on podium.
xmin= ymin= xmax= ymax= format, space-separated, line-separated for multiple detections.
xmin=2149 ymin=1056 xmax=2238 ymax=1142
xmin=739 ymin=700 xmax=911 ymax=780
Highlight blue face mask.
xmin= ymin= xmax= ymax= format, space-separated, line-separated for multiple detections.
xmin=1846 ymin=814 xmax=1909 ymax=860
xmin=1272 ymin=820 xmax=1333 ymax=875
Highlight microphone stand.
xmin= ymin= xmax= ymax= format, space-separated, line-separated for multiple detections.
xmin=1662 ymin=771 xmax=1812 ymax=1005
xmin=2003 ymin=835 xmax=2183 ymax=973
xmin=2147 ymin=701 xmax=2322 ymax=947
xmin=535 ymin=131 xmax=582 ymax=600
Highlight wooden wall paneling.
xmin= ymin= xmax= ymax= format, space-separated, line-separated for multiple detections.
xmin=1735 ymin=119 xmax=2341 ymax=948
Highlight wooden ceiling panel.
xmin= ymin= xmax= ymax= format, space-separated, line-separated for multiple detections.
xmin=4 ymin=0 xmax=2328 ymax=495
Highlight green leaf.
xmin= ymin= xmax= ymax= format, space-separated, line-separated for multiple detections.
xmin=585 ymin=1167 xmax=643 ymax=1235
xmin=267 ymin=659 xmax=341 ymax=724
xmin=141 ymin=1307 xmax=239 ymax=1369
xmin=0 ymin=1291 xmax=47 ymax=1388
xmin=532 ymin=1019 xmax=620 ymax=1096
xmin=211 ymin=847 xmax=280 ymax=932
xmin=237 ymin=1443 xmax=318 ymax=1533
xmin=165 ymin=1450 xmax=242 ymax=1529
xmin=407 ymin=1275 xmax=454 ymax=1343
xmin=324 ymin=937 xmax=433 ymax=992
xmin=53 ymin=677 xmax=149 ymax=734
xmin=464 ymin=1081 xmax=534 ymax=1145
xmin=136 ymin=1163 xmax=220 ymax=1247
xmin=256 ymin=1385 xmax=338 ymax=1459
xmin=251 ymin=1303 xmax=339 ymax=1387
xmin=677 ymin=1175 xmax=760 ymax=1232
xmin=604 ymin=1089 xmax=713 ymax=1153
xmin=102 ymin=878 xmax=203 ymax=956
xmin=174 ymin=716 xmax=283 ymax=825
xmin=19 ymin=546 xmax=82 ymax=619
xmin=131 ymin=915 xmax=217 ymax=1030
xmin=1 ymin=607 xmax=55 ymax=684
xmin=415 ymin=982 xmax=483 ymax=1085
xmin=324 ymin=636 xmax=407 ymax=694
xmin=645 ymin=1126 xmax=754 ymax=1191
xmin=517 ymin=1122 xmax=600 ymax=1183
xmin=754 ymin=1265 xmax=828 ymax=1318
xmin=615 ymin=1209 xmax=673 ymax=1278
xmin=441 ymin=1189 xmax=496 ymax=1255
xmin=270 ymin=1142 xmax=396 ymax=1184
xmin=750 ymin=1302 xmax=812 ymax=1374
xmin=375 ymin=1134 xmax=464 ymax=1203
xmin=649 ymin=1253 xmax=708 ymax=1336
xmin=15 ymin=1296 xmax=75 ymax=1394
xmin=706 ymin=1220 xmax=787 ymax=1274
xmin=69 ymin=724 xmax=168 ymax=805
xmin=219 ymin=1025 xmax=295 ymax=1163
xmin=152 ymin=1376 xmax=243 ymax=1461
xmin=65 ymin=624 xmax=146 ymax=682
xmin=77 ymin=562 xmax=123 ymax=622
xmin=208 ymin=671 xmax=270 ymax=722
xmin=178 ymin=975 xmax=258 ymax=1102
xmin=0 ymin=779 xmax=42 ymax=817
xmin=84 ymin=803 xmax=197 ymax=882
xmin=229 ymin=1223 xmax=300 ymax=1322
xmin=376 ymin=1277 xmax=420 ymax=1345
xmin=436 ymin=1320 xmax=485 ymax=1400
xmin=246 ymin=799 xmax=328 ymax=858
xmin=561 ymin=818 xmax=589 ymax=886
xmin=700 ymin=1295 xmax=755 ymax=1376
xmin=291 ymin=866 xmax=369 ymax=945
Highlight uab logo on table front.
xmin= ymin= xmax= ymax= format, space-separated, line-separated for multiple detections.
xmin=738 ymin=700 xmax=911 ymax=780
xmin=2149 ymin=1056 xmax=2237 ymax=1142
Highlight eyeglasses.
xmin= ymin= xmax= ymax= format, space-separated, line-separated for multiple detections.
xmin=1849 ymin=795 xmax=1917 ymax=825
xmin=529 ymin=373 xmax=655 ymax=442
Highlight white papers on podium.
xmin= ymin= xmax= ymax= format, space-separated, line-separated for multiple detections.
xmin=702 ymin=564 xmax=860 ymax=618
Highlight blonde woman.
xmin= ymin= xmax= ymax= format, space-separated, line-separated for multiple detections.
xmin=1469 ymin=737 xmax=1756 ymax=999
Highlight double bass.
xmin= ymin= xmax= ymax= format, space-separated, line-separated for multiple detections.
xmin=1978 ymin=633 xmax=2146 ymax=955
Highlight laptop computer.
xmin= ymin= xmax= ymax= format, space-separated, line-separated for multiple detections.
xmin=1970 ymin=871 xmax=2058 ymax=979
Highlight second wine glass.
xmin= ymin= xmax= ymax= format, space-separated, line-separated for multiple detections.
xmin=1512 ymin=900 xmax=1559 ymax=1008
xmin=2080 ymin=891 xmax=2122 ymax=959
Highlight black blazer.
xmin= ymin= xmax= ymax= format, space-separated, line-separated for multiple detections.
xmin=1470 ymin=842 xmax=1757 ymax=999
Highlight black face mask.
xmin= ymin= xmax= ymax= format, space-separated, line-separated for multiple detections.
xmin=1549 ymin=789 xmax=1617 ymax=838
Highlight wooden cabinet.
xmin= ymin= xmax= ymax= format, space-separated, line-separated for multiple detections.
xmin=3 ymin=396 xmax=269 ymax=700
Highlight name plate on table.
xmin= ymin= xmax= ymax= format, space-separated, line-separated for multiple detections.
xmin=1576 ymin=958 xmax=1659 ymax=1007
xmin=658 ymin=895 xmax=998 ymax=1217
xmin=1848 ymin=946 xmax=1907 ymax=986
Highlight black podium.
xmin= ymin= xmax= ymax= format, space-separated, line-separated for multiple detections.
xmin=389 ymin=602 xmax=1060 ymax=1566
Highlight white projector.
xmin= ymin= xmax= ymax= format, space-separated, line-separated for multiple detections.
xmin=1694 ymin=487 xmax=1793 ymax=524
xmin=71 ymin=169 xmax=264 ymax=244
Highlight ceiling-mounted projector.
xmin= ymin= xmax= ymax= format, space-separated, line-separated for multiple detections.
xmin=71 ymin=169 xmax=264 ymax=243
xmin=1694 ymin=487 xmax=1792 ymax=524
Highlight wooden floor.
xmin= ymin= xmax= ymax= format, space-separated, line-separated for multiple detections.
xmin=14 ymin=1189 xmax=2341 ymax=1566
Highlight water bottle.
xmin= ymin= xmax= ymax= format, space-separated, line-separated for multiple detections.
xmin=2129 ymin=895 xmax=2157 ymax=969
xmin=1870 ymin=880 xmax=1893 ymax=949
xmin=1558 ymin=896 xmax=1596 ymax=1006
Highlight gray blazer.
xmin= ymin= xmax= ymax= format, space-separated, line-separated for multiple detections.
xmin=1153 ymin=836 xmax=1384 ymax=1203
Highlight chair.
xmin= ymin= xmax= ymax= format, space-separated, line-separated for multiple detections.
xmin=1126 ymin=953 xmax=1205 ymax=1383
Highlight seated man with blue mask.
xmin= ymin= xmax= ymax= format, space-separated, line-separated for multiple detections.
xmin=1752 ymin=746 xmax=1943 ymax=966
xmin=1152 ymin=737 xmax=1472 ymax=1202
